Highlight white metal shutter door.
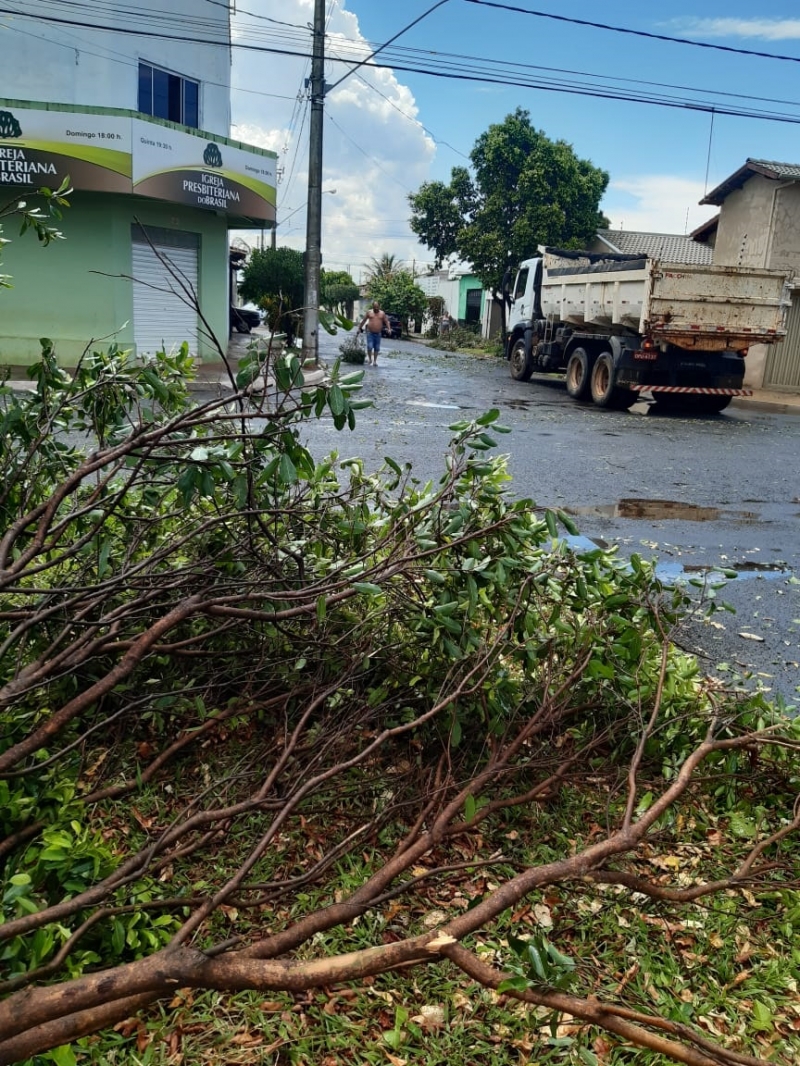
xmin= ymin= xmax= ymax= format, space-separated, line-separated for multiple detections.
xmin=764 ymin=291 xmax=800 ymax=392
xmin=132 ymin=239 xmax=199 ymax=357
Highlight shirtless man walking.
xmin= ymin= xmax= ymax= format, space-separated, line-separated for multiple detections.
xmin=358 ymin=301 xmax=391 ymax=366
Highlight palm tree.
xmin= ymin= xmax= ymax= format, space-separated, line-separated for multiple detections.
xmin=365 ymin=253 xmax=404 ymax=283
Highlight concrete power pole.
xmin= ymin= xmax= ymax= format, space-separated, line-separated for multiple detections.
xmin=301 ymin=0 xmax=326 ymax=366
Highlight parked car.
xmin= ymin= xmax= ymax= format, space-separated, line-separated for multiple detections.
xmin=382 ymin=313 xmax=402 ymax=339
xmin=230 ymin=305 xmax=262 ymax=333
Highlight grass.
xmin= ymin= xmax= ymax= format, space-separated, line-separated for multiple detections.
xmin=65 ymin=760 xmax=800 ymax=1066
xmin=424 ymin=326 xmax=505 ymax=359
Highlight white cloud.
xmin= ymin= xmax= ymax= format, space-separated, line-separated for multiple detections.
xmin=603 ymin=175 xmax=713 ymax=235
xmin=671 ymin=18 xmax=800 ymax=41
xmin=229 ymin=1 xmax=436 ymax=279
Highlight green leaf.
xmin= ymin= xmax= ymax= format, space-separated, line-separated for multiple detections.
xmin=433 ymin=600 xmax=458 ymax=616
xmin=424 ymin=568 xmax=447 ymax=585
xmin=497 ymin=976 xmax=530 ymax=993
xmin=476 ymin=408 xmax=500 ymax=426
xmin=328 ymin=384 xmax=346 ymax=417
xmin=557 ymin=509 xmax=579 ymax=535
xmin=729 ymin=811 xmax=757 ymax=839
xmin=545 ymin=510 xmax=558 ymax=538
xmin=278 ymin=453 xmax=297 ymax=484
xmin=751 ymin=1001 xmax=773 ymax=1031
xmin=353 ymin=582 xmax=383 ymax=596
xmin=47 ymin=1046 xmax=78 ymax=1066
xmin=464 ymin=794 xmax=476 ymax=822
xmin=97 ymin=537 xmax=112 ymax=578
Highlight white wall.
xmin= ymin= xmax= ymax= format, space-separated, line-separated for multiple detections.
xmin=0 ymin=0 xmax=231 ymax=135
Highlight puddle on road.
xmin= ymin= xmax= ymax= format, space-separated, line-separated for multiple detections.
xmin=563 ymin=534 xmax=792 ymax=583
xmin=406 ymin=400 xmax=462 ymax=410
xmin=684 ymin=560 xmax=789 ymax=574
xmin=565 ymin=498 xmax=759 ymax=523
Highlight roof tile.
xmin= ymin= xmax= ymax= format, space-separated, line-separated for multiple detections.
xmin=596 ymin=229 xmax=713 ymax=265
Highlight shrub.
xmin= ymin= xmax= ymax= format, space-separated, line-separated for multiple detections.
xmin=339 ymin=331 xmax=366 ymax=364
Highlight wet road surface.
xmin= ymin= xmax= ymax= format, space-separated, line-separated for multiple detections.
xmin=299 ymin=331 xmax=800 ymax=706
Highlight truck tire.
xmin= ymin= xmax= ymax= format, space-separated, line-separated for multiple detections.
xmin=565 ymin=347 xmax=593 ymax=401
xmin=509 ymin=337 xmax=534 ymax=381
xmin=590 ymin=352 xmax=635 ymax=410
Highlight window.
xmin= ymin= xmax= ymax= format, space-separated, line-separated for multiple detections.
xmin=513 ymin=268 xmax=529 ymax=302
xmin=138 ymin=62 xmax=199 ymax=127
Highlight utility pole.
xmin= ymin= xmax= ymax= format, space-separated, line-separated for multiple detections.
xmin=301 ymin=0 xmax=326 ymax=366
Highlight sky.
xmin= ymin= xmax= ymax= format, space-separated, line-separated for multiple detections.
xmin=230 ymin=1 xmax=800 ymax=280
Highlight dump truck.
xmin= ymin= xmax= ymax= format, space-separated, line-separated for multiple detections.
xmin=505 ymin=248 xmax=792 ymax=412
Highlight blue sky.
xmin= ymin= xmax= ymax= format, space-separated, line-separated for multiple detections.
xmin=231 ymin=1 xmax=800 ymax=278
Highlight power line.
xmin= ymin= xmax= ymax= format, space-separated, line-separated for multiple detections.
xmin=325 ymin=48 xmax=470 ymax=159
xmin=6 ymin=5 xmax=800 ymax=128
xmin=326 ymin=0 xmax=452 ymax=93
xmin=4 ymin=18 xmax=297 ymax=105
xmin=462 ymin=0 xmax=800 ymax=66
xmin=325 ymin=112 xmax=413 ymax=193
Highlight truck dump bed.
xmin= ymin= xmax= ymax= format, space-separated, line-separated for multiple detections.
xmin=540 ymin=249 xmax=791 ymax=351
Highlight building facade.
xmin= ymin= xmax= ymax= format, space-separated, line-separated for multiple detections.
xmin=0 ymin=1 xmax=275 ymax=367
xmin=702 ymin=160 xmax=800 ymax=393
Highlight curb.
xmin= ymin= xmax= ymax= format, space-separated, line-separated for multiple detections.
xmin=730 ymin=396 xmax=800 ymax=416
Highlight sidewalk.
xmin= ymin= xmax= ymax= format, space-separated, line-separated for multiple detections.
xmin=731 ymin=389 xmax=800 ymax=415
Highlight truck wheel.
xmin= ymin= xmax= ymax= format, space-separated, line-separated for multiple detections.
xmin=509 ymin=338 xmax=534 ymax=381
xmin=590 ymin=352 xmax=634 ymax=409
xmin=565 ymin=348 xmax=593 ymax=401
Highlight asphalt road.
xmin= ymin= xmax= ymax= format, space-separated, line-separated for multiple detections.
xmin=298 ymin=330 xmax=800 ymax=707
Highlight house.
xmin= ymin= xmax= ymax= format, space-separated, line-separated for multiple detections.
xmin=701 ymin=159 xmax=800 ymax=393
xmin=418 ymin=264 xmax=486 ymax=329
xmin=0 ymin=1 xmax=276 ymax=369
xmin=589 ymin=229 xmax=713 ymax=265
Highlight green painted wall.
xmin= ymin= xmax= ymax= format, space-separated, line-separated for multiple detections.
xmin=457 ymin=276 xmax=484 ymax=323
xmin=1 ymin=192 xmax=229 ymax=368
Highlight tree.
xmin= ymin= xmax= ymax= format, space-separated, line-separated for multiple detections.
xmin=365 ymin=252 xmax=403 ymax=284
xmin=1 ymin=344 xmax=799 ymax=1064
xmin=238 ymin=245 xmax=305 ymax=342
xmin=409 ymin=109 xmax=609 ymax=336
xmin=320 ymin=267 xmax=359 ymax=317
xmin=366 ymin=268 xmax=427 ymax=333
xmin=1 ymin=221 xmax=798 ymax=1066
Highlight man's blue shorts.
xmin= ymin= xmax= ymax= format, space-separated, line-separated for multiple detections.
xmin=366 ymin=330 xmax=381 ymax=355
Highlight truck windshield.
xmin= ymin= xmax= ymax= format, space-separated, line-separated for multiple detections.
xmin=513 ymin=268 xmax=529 ymax=301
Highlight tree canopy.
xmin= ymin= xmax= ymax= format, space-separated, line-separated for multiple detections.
xmin=365 ymin=253 xmax=403 ymax=284
xmin=238 ymin=245 xmax=305 ymax=313
xmin=320 ymin=268 xmax=359 ymax=314
xmin=2 ymin=346 xmax=800 ymax=1066
xmin=365 ymin=268 xmax=427 ymax=330
xmin=409 ymin=108 xmax=610 ymax=292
